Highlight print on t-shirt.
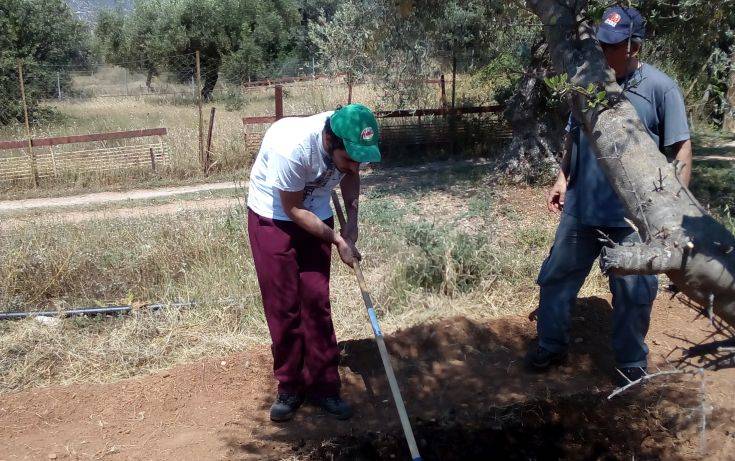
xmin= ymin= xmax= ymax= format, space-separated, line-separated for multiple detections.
xmin=303 ymin=154 xmax=340 ymax=209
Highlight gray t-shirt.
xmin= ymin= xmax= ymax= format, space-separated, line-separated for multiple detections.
xmin=564 ymin=63 xmax=690 ymax=227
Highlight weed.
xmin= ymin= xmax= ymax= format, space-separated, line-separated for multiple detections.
xmin=465 ymin=190 xmax=494 ymax=222
xmin=516 ymin=225 xmax=552 ymax=251
xmin=402 ymin=222 xmax=492 ymax=295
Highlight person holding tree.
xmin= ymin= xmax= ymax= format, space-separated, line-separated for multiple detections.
xmin=526 ymin=6 xmax=693 ymax=384
xmin=247 ymin=104 xmax=381 ymax=421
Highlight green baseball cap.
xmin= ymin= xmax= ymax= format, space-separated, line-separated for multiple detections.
xmin=329 ymin=104 xmax=381 ymax=163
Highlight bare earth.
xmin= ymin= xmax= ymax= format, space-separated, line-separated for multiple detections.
xmin=0 ymin=182 xmax=241 ymax=212
xmin=1 ymin=296 xmax=733 ymax=460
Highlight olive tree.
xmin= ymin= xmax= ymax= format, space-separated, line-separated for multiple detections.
xmin=526 ymin=0 xmax=735 ymax=327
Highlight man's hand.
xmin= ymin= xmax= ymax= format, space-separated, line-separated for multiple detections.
xmin=335 ymin=235 xmax=361 ymax=267
xmin=546 ymin=174 xmax=567 ymax=213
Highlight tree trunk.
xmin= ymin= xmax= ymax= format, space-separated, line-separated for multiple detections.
xmin=200 ymin=54 xmax=221 ymax=102
xmin=146 ymin=68 xmax=155 ymax=92
xmin=526 ymin=0 xmax=735 ymax=327
xmin=202 ymin=71 xmax=218 ymax=102
xmin=723 ymin=51 xmax=735 ymax=133
xmin=500 ymin=41 xmax=567 ymax=183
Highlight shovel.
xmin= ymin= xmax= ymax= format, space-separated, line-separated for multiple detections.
xmin=331 ymin=191 xmax=422 ymax=461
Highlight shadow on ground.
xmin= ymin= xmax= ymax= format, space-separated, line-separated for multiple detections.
xmin=362 ymin=158 xmax=497 ymax=199
xmin=219 ymin=297 xmax=720 ymax=460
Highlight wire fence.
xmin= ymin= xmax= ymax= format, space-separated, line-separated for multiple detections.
xmin=0 ymin=52 xmax=510 ymax=189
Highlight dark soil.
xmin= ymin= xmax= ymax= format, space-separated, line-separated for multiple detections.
xmin=307 ymin=392 xmax=694 ymax=461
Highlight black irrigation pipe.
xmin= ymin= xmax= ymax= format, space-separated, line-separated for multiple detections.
xmin=0 ymin=302 xmax=195 ymax=321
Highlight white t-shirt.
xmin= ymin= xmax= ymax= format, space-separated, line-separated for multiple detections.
xmin=247 ymin=111 xmax=344 ymax=221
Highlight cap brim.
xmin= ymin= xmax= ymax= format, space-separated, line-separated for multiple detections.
xmin=344 ymin=140 xmax=381 ymax=163
xmin=596 ymin=27 xmax=633 ymax=45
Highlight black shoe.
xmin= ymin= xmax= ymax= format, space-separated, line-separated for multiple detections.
xmin=310 ymin=395 xmax=353 ymax=420
xmin=270 ymin=393 xmax=303 ymax=422
xmin=615 ymin=367 xmax=648 ymax=387
xmin=525 ymin=345 xmax=568 ymax=371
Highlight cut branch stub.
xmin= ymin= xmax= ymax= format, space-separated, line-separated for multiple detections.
xmin=527 ymin=0 xmax=735 ymax=327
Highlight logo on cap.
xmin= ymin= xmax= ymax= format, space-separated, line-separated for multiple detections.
xmin=360 ymin=127 xmax=374 ymax=141
xmin=605 ymin=12 xmax=621 ymax=27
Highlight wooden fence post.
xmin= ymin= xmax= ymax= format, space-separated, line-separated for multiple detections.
xmin=440 ymin=74 xmax=447 ymax=111
xmin=196 ymin=50 xmax=204 ymax=173
xmin=18 ymin=60 xmax=39 ymax=187
xmin=451 ymin=54 xmax=457 ymax=110
xmin=49 ymin=146 xmax=58 ymax=177
xmin=205 ymin=106 xmax=216 ymax=174
xmin=275 ymin=85 xmax=284 ymax=120
xmin=150 ymin=147 xmax=157 ymax=173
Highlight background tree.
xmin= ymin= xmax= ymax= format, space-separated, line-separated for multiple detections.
xmin=95 ymin=0 xmax=301 ymax=99
xmin=95 ymin=0 xmax=170 ymax=92
xmin=294 ymin=0 xmax=340 ymax=70
xmin=0 ymin=0 xmax=91 ymax=124
xmin=308 ymin=0 xmax=381 ymax=93
xmin=309 ymin=0 xmax=532 ymax=107
xmin=639 ymin=0 xmax=735 ymax=129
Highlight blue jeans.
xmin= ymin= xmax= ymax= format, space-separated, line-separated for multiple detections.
xmin=536 ymin=213 xmax=658 ymax=368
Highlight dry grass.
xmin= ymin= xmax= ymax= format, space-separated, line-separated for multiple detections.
xmin=0 ymin=66 xmax=487 ymax=200
xmin=0 ymin=93 xmax=251 ymax=200
xmin=0 ymin=166 xmax=613 ymax=393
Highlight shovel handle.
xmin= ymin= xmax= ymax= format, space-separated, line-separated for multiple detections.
xmin=330 ymin=190 xmax=422 ymax=461
xmin=330 ymin=191 xmax=379 ymax=334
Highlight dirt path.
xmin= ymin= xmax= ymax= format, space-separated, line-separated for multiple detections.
xmin=0 ymin=182 xmax=241 ymax=212
xmin=698 ymin=155 xmax=735 ymax=162
xmin=0 ymin=160 xmax=495 ymax=231
xmin=0 ymin=159 xmax=493 ymax=214
xmin=1 ymin=296 xmax=733 ymax=460
xmin=1 ymin=197 xmax=244 ymax=229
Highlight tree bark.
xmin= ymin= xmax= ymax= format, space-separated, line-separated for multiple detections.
xmin=500 ymin=41 xmax=567 ymax=183
xmin=146 ymin=68 xmax=155 ymax=92
xmin=723 ymin=50 xmax=735 ymax=133
xmin=526 ymin=0 xmax=735 ymax=327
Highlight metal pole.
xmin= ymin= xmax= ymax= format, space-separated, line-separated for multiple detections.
xmin=0 ymin=302 xmax=194 ymax=321
xmin=18 ymin=60 xmax=39 ymax=187
xmin=205 ymin=106 xmax=216 ymax=175
xmin=56 ymin=72 xmax=61 ymax=100
xmin=331 ymin=191 xmax=423 ymax=461
xmin=196 ymin=50 xmax=204 ymax=171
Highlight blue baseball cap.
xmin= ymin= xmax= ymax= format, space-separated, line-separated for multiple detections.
xmin=596 ymin=6 xmax=646 ymax=45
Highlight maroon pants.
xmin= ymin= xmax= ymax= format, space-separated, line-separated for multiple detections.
xmin=247 ymin=208 xmax=340 ymax=397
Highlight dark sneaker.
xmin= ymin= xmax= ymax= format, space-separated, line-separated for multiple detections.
xmin=525 ymin=345 xmax=568 ymax=371
xmin=310 ymin=395 xmax=353 ymax=420
xmin=270 ymin=393 xmax=303 ymax=422
xmin=615 ymin=367 xmax=647 ymax=387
